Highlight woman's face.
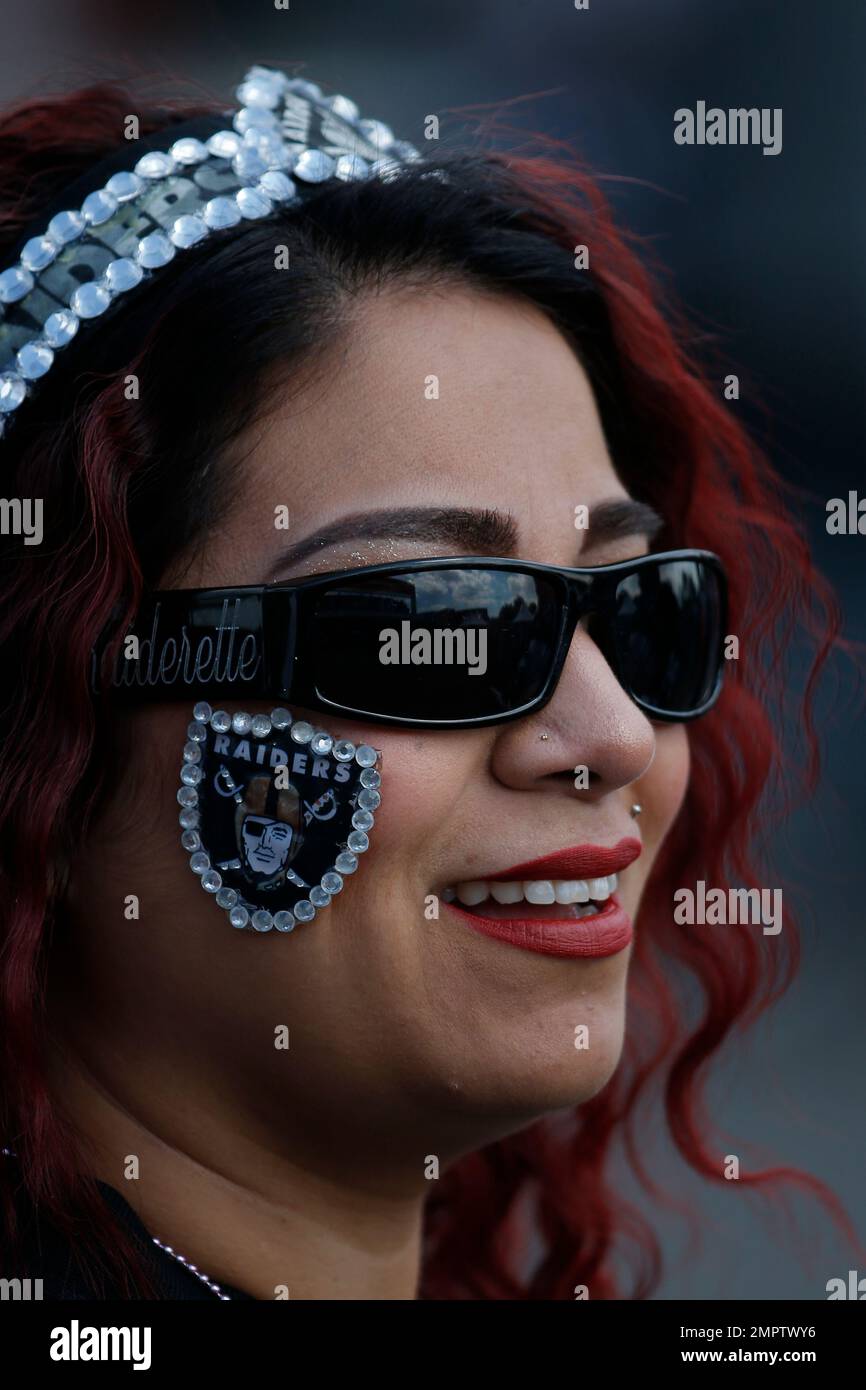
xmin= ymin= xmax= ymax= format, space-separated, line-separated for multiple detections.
xmin=63 ymin=285 xmax=689 ymax=1170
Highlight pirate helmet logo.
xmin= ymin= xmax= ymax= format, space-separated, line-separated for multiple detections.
xmin=235 ymin=772 xmax=303 ymax=890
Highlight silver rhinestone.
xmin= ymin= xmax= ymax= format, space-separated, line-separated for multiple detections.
xmin=203 ymin=196 xmax=242 ymax=230
xmin=135 ymin=151 xmax=176 ymax=179
xmin=237 ymin=77 xmax=284 ymax=109
xmin=252 ymin=910 xmax=274 ymax=932
xmin=177 ymin=786 xmax=198 ymax=807
xmin=211 ymin=709 xmax=231 ymax=732
xmin=81 ymin=188 xmax=118 ymax=226
xmin=359 ymin=767 xmax=381 ymax=789
xmin=251 ymin=714 xmax=272 ymax=738
xmin=137 ymin=232 xmax=176 ymax=269
xmin=258 ymin=170 xmax=296 ymax=202
xmin=105 ymin=257 xmax=144 ymax=293
xmin=20 ymin=235 xmax=58 ymax=272
xmin=207 ymin=129 xmax=242 ymax=159
xmin=178 ymin=809 xmax=200 ymax=829
xmin=187 ymin=720 xmax=207 ymax=742
xmin=180 ymin=765 xmax=202 ymax=787
xmin=106 ymin=170 xmax=145 ymax=202
xmin=234 ymin=106 xmax=281 ymax=136
xmin=310 ymin=732 xmax=333 ymax=755
xmin=16 ymin=342 xmax=53 ymax=380
xmin=334 ymin=154 xmax=370 ymax=182
xmin=181 ymin=830 xmax=201 ymax=851
xmin=320 ymin=872 xmax=343 ymax=895
xmin=358 ymin=119 xmax=395 ymax=152
xmin=235 ymin=186 xmax=272 ymax=219
xmin=229 ymin=905 xmax=250 ymax=929
xmin=290 ymin=721 xmax=314 ymax=744
xmin=170 ymin=214 xmax=209 ymax=249
xmin=351 ymin=810 xmax=374 ymax=832
xmin=333 ymin=740 xmax=356 ymax=762
xmin=293 ymin=899 xmax=315 ymax=922
xmin=189 ymin=851 xmax=210 ymax=874
xmin=270 ymin=708 xmax=292 ymax=730
xmin=182 ymin=741 xmax=202 ymax=762
xmin=193 ymin=701 xmax=212 ymax=723
xmin=202 ymin=870 xmax=222 ymax=893
xmin=292 ymin=149 xmax=336 ymax=183
xmin=245 ymin=65 xmax=290 ymax=90
xmin=232 ymin=711 xmax=252 ymax=735
xmin=309 ymin=886 xmax=331 ymax=908
xmin=354 ymin=744 xmax=378 ymax=767
xmin=43 ymin=310 xmax=79 ymax=347
xmin=358 ymin=788 xmax=381 ymax=811
xmin=247 ymin=131 xmax=291 ymax=170
xmin=232 ymin=147 xmax=268 ymax=181
xmin=170 ymin=136 xmax=210 ymax=165
xmin=334 ymin=852 xmax=358 ymax=875
xmin=70 ymin=282 xmax=111 ymax=319
xmin=47 ymin=209 xmax=85 ymax=245
xmin=324 ymin=93 xmax=360 ymax=123
xmin=273 ymin=911 xmax=296 ymax=932
xmin=216 ymin=887 xmax=238 ymax=909
xmin=0 ymin=266 xmax=34 ymax=303
xmin=346 ymin=830 xmax=369 ymax=853
xmin=0 ymin=375 xmax=26 ymax=413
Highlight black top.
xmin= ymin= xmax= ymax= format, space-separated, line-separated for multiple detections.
xmin=5 ymin=1164 xmax=255 ymax=1301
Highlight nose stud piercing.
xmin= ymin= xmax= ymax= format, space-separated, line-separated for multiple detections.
xmin=630 ymin=803 xmax=643 ymax=818
xmin=539 ymin=733 xmax=550 ymax=741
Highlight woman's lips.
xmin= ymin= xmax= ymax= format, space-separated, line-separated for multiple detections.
xmin=440 ymin=838 xmax=640 ymax=959
xmin=443 ymin=894 xmax=632 ymax=959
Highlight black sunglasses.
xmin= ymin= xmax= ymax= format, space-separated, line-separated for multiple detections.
xmin=91 ymin=549 xmax=727 ymax=729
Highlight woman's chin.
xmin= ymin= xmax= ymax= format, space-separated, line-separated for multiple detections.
xmin=415 ymin=1027 xmax=627 ymax=1131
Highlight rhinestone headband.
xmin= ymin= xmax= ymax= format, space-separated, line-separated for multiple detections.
xmin=0 ymin=65 xmax=422 ymax=440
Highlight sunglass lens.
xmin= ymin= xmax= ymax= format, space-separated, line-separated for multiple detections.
xmin=613 ymin=559 xmax=724 ymax=715
xmin=309 ymin=567 xmax=562 ymax=721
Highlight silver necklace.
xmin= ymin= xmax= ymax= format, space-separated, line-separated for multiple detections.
xmin=3 ymin=1147 xmax=232 ymax=1301
xmin=151 ymin=1235 xmax=232 ymax=1300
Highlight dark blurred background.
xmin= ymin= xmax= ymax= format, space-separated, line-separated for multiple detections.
xmin=1 ymin=0 xmax=862 ymax=1298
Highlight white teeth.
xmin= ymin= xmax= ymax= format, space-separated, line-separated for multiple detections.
xmin=524 ymin=880 xmax=555 ymax=904
xmin=447 ymin=873 xmax=619 ymax=907
xmin=554 ymin=880 xmax=585 ymax=904
xmin=490 ymin=880 xmax=524 ymax=904
xmin=455 ymin=880 xmax=488 ymax=906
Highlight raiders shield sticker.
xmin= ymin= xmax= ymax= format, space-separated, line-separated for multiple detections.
xmin=177 ymin=703 xmax=381 ymax=933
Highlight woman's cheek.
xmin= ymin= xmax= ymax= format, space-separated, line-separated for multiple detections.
xmin=626 ymin=724 xmax=690 ymax=910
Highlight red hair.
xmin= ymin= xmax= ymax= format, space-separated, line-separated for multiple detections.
xmin=0 ymin=77 xmax=857 ymax=1300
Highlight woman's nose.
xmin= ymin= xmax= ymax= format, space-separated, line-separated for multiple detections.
xmin=490 ymin=624 xmax=656 ymax=794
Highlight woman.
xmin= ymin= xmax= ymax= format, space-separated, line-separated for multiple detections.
xmin=0 ymin=64 xmax=849 ymax=1300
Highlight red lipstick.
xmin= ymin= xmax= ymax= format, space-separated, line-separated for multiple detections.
xmin=485 ymin=838 xmax=641 ymax=882
xmin=443 ymin=837 xmax=641 ymax=960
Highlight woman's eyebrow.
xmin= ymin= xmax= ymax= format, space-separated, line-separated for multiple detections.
xmin=581 ymin=498 xmax=666 ymax=549
xmin=264 ymin=498 xmax=665 ymax=580
xmin=264 ymin=506 xmax=518 ymax=579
